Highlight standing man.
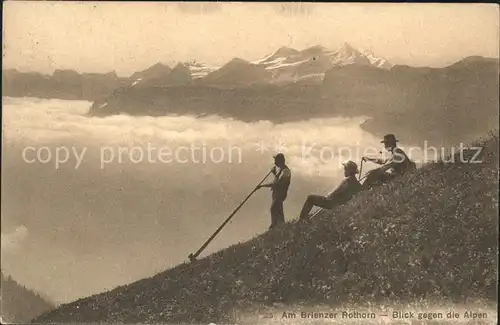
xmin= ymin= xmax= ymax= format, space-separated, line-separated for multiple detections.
xmin=298 ymin=161 xmax=361 ymax=221
xmin=257 ymin=153 xmax=291 ymax=229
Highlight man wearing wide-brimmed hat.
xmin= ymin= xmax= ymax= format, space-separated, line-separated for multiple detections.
xmin=298 ymin=160 xmax=362 ymax=221
xmin=362 ymin=133 xmax=415 ymax=187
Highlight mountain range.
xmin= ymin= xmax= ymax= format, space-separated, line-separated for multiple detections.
xmin=2 ymin=44 xmax=498 ymax=146
xmin=89 ymin=55 xmax=498 ymax=146
xmin=126 ymin=42 xmax=392 ymax=87
xmin=2 ymin=43 xmax=390 ymax=99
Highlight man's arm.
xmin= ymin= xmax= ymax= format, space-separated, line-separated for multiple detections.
xmin=362 ymin=156 xmax=386 ymax=165
xmin=257 ymin=167 xmax=276 ymax=188
xmin=378 ymin=148 xmax=404 ymax=172
xmin=379 ymin=160 xmax=396 ymax=172
xmin=259 ymin=168 xmax=290 ymax=189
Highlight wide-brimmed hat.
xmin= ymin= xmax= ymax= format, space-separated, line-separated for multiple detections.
xmin=342 ymin=160 xmax=359 ymax=174
xmin=381 ymin=134 xmax=399 ymax=144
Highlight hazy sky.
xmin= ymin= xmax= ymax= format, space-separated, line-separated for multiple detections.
xmin=2 ymin=2 xmax=499 ymax=77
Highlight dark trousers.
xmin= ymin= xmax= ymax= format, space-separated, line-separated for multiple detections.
xmin=363 ymin=168 xmax=397 ymax=188
xmin=270 ymin=198 xmax=285 ymax=229
xmin=299 ymin=195 xmax=333 ymax=220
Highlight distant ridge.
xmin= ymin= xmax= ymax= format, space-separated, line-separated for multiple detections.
xmin=1 ymin=272 xmax=54 ymax=323
xmin=200 ymin=58 xmax=272 ymax=85
xmin=2 ymin=42 xmax=392 ymax=99
xmin=2 ymin=68 xmax=128 ymax=101
xmin=88 ymin=55 xmax=498 ymax=147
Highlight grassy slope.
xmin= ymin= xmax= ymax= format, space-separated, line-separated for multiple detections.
xmin=34 ymin=133 xmax=499 ymax=324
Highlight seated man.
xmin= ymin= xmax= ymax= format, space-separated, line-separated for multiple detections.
xmin=362 ymin=133 xmax=416 ymax=187
xmin=298 ymin=160 xmax=362 ymax=221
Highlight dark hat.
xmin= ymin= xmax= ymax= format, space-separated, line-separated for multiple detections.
xmin=273 ymin=153 xmax=285 ymax=160
xmin=342 ymin=160 xmax=359 ymax=174
xmin=381 ymin=134 xmax=399 ymax=144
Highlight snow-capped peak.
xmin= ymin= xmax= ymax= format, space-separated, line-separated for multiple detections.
xmin=253 ymin=43 xmax=391 ymax=70
xmin=252 ymin=46 xmax=299 ymax=65
xmin=246 ymin=42 xmax=393 ymax=84
xmin=338 ymin=42 xmax=360 ymax=55
xmin=183 ymin=61 xmax=219 ymax=79
xmin=361 ymin=49 xmax=394 ymax=69
xmin=328 ymin=43 xmax=370 ymax=67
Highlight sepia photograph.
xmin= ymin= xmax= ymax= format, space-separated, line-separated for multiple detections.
xmin=1 ymin=2 xmax=499 ymax=324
